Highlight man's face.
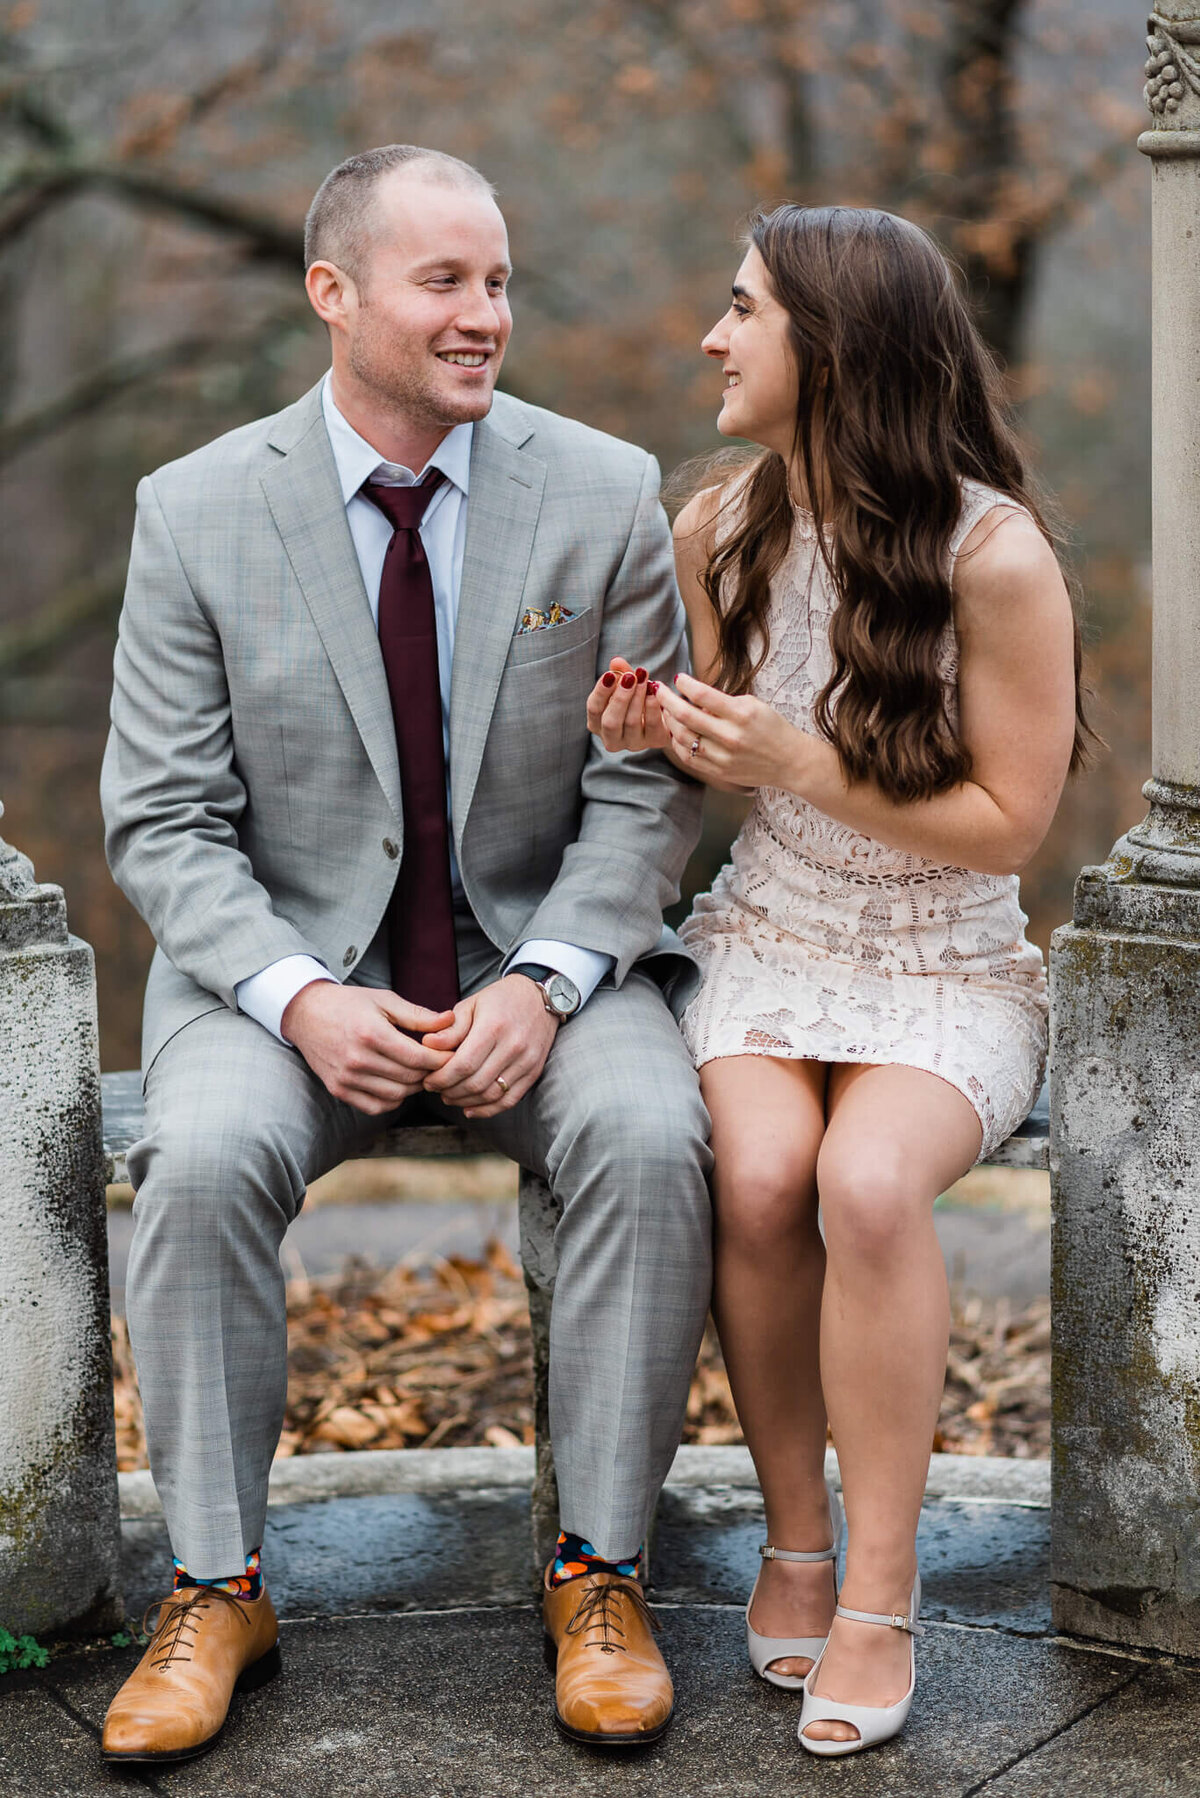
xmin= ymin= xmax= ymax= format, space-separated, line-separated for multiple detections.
xmin=345 ymin=173 xmax=513 ymax=430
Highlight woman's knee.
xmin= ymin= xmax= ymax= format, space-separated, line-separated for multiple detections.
xmin=714 ymin=1148 xmax=819 ymax=1256
xmin=818 ymin=1152 xmax=929 ymax=1266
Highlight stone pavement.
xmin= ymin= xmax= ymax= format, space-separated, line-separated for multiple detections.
xmin=4 ymin=1448 xmax=1198 ymax=1797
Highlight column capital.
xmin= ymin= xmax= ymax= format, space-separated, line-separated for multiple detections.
xmin=1142 ymin=10 xmax=1200 ymax=143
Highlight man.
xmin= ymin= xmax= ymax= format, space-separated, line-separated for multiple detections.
xmin=98 ymin=145 xmax=712 ymax=1763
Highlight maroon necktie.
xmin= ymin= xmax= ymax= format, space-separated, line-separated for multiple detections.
xmin=362 ymin=473 xmax=459 ymax=1015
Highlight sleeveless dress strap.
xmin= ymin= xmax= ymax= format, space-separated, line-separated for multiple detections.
xmin=948 ymin=480 xmax=1028 ymax=573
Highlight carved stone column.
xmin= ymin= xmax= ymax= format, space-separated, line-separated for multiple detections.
xmin=0 ymin=805 xmax=122 ymax=1635
xmin=1049 ymin=9 xmax=1200 ymax=1654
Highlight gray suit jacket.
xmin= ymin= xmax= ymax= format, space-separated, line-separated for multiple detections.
xmin=101 ymin=382 xmax=703 ymax=1072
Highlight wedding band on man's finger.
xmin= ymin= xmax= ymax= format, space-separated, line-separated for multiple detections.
xmin=495 ymin=1075 xmax=510 ymax=1095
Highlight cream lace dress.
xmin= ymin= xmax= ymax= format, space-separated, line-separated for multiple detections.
xmin=678 ymin=479 xmax=1048 ymax=1161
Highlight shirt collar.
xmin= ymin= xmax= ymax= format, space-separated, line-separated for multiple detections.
xmin=321 ymin=372 xmax=473 ymax=505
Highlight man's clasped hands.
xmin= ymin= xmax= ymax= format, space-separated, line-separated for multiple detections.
xmin=281 ymin=964 xmax=557 ymax=1122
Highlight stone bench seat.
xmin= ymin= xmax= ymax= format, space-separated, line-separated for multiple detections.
xmin=99 ymin=1068 xmax=1049 ymax=1183
xmin=100 ymin=1066 xmax=1048 ymax=1563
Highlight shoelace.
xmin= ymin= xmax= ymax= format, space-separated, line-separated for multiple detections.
xmin=564 ymin=1580 xmax=660 ymax=1657
xmin=141 ymin=1587 xmax=253 ymax=1672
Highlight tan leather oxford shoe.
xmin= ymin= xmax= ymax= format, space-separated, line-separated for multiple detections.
xmin=543 ymin=1566 xmax=674 ymax=1748
xmin=102 ymin=1584 xmax=280 ymax=1764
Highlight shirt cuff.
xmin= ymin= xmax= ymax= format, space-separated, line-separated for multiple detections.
xmin=504 ymin=939 xmax=614 ymax=1012
xmin=235 ymin=956 xmax=336 ymax=1044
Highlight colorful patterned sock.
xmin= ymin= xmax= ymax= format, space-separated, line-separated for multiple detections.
xmin=550 ymin=1531 xmax=644 ymax=1587
xmin=172 ymin=1546 xmax=262 ymax=1601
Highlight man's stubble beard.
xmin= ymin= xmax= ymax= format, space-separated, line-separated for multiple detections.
xmin=347 ymin=320 xmax=495 ymax=432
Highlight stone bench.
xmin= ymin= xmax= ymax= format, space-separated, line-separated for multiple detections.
xmin=0 ymin=813 xmax=1058 ymax=1638
xmin=100 ymin=1068 xmax=1049 ymax=1568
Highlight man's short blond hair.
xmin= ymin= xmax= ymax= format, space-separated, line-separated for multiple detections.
xmin=304 ymin=145 xmax=497 ymax=281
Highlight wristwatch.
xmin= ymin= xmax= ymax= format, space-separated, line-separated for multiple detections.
xmin=509 ymin=962 xmax=582 ymax=1021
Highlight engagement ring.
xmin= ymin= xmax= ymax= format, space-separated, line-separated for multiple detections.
xmin=690 ymin=737 xmax=701 ymax=758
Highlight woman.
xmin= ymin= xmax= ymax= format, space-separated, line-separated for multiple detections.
xmin=586 ymin=205 xmax=1086 ymax=1756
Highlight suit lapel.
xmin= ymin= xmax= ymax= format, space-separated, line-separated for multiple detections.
xmin=450 ymin=414 xmax=545 ymax=845
xmin=260 ymin=396 xmax=402 ymax=820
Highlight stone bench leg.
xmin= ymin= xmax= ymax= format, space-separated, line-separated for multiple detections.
xmin=518 ymin=1169 xmax=561 ymax=1573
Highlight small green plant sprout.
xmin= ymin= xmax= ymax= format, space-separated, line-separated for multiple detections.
xmin=0 ymin=1629 xmax=50 ymax=1672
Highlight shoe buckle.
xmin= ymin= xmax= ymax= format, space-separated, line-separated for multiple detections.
xmin=759 ymin=1545 xmax=776 ymax=1561
xmin=890 ymin=1613 xmax=911 ymax=1632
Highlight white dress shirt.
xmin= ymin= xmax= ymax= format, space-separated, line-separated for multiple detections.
xmin=235 ymin=375 xmax=613 ymax=1042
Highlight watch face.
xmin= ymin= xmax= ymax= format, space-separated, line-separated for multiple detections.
xmin=546 ymin=973 xmax=580 ymax=1016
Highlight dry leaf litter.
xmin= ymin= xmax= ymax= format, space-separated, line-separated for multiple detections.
xmin=111 ymin=1239 xmax=1050 ymax=1470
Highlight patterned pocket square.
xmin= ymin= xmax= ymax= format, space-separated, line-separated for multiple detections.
xmin=516 ymin=603 xmax=578 ymax=635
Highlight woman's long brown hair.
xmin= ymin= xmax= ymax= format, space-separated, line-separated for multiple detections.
xmin=695 ymin=205 xmax=1095 ymax=802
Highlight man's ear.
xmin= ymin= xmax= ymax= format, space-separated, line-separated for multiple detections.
xmin=305 ymin=260 xmax=356 ymax=332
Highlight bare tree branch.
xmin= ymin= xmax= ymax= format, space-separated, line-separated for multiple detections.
xmin=0 ymin=165 xmax=87 ymax=242
xmin=116 ymin=39 xmax=290 ymax=159
xmin=0 ymin=156 xmax=304 ymax=265
xmin=94 ymin=166 xmax=303 ymax=264
xmin=0 ymin=84 xmax=75 ymax=153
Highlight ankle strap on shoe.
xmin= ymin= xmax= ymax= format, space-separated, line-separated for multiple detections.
xmin=835 ymin=1603 xmax=923 ymax=1635
xmin=759 ymin=1543 xmax=838 ymax=1563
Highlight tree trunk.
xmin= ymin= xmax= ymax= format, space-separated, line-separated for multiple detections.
xmin=937 ymin=0 xmax=1031 ymax=367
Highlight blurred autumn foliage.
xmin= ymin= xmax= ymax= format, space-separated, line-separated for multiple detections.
xmin=0 ymin=0 xmax=1151 ymax=1068
xmin=110 ymin=1237 xmax=1053 ymax=1466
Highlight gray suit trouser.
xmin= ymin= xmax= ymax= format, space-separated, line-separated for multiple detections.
xmin=125 ymin=925 xmax=713 ymax=1578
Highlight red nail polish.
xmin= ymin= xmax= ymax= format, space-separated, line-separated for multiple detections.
xmin=635 ymin=667 xmax=647 ymax=682
xmin=674 ymin=673 xmax=682 ymax=683
xmin=621 ymin=673 xmax=636 ymax=688
xmin=647 ymin=680 xmax=659 ymax=695
xmin=601 ymin=671 xmax=617 ymax=688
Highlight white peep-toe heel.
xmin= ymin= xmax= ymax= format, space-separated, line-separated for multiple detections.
xmin=797 ymin=1572 xmax=922 ymax=1756
xmin=745 ymin=1484 xmax=844 ymax=1690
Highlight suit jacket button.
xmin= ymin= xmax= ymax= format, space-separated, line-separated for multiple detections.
xmin=383 ymin=838 xmax=399 ymax=860
xmin=343 ymin=946 xmax=357 ymax=968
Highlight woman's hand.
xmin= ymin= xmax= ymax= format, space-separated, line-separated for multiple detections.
xmin=586 ymin=656 xmax=671 ymax=752
xmin=657 ymin=671 xmax=816 ymax=793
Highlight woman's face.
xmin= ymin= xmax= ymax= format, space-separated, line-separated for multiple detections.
xmin=702 ymin=247 xmax=800 ymax=458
